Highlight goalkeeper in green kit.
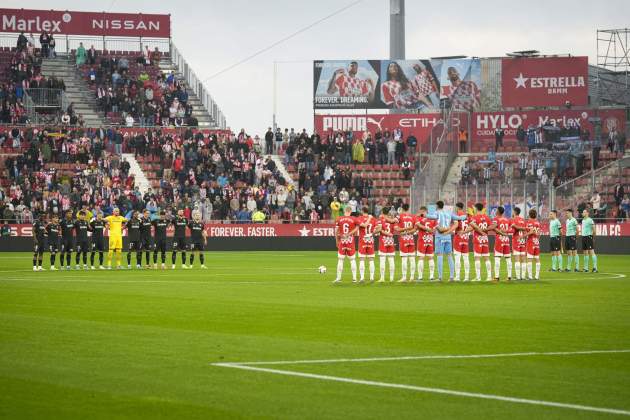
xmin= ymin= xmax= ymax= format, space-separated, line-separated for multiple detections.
xmin=580 ymin=209 xmax=598 ymax=273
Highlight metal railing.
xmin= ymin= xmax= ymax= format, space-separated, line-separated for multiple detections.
xmin=169 ymin=41 xmax=226 ymax=129
xmin=24 ymin=88 xmax=64 ymax=108
xmin=454 ymin=180 xmax=553 ymax=212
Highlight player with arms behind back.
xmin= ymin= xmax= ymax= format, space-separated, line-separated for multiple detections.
xmin=376 ymin=207 xmax=398 ymax=282
xmin=356 ymin=207 xmax=377 ymax=283
xmin=489 ymin=206 xmax=513 ymax=281
xmin=395 ymin=203 xmax=417 ymax=283
xmin=525 ymin=209 xmax=542 ymax=280
xmin=469 ymin=203 xmax=492 ymax=281
xmin=415 ymin=206 xmax=437 ymax=282
xmin=334 ymin=206 xmax=358 ymax=283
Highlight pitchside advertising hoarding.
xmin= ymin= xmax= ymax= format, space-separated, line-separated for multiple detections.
xmin=313 ymin=58 xmax=481 ymax=111
xmin=0 ymin=8 xmax=170 ymax=37
xmin=501 ymin=56 xmax=588 ymax=107
xmin=315 ymin=108 xmax=625 ymax=142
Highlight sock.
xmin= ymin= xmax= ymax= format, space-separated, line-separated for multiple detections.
xmin=99 ymin=252 xmax=104 ymax=265
xmin=409 ymin=257 xmax=416 ymax=280
xmin=454 ymin=253 xmax=461 ymax=279
xmin=199 ymin=254 xmax=204 ymax=265
xmin=161 ymin=252 xmax=166 ymax=264
xmin=527 ymin=261 xmax=533 ymax=278
xmin=418 ymin=259 xmax=425 ymax=279
xmin=145 ymin=251 xmax=151 ymax=265
xmin=189 ymin=254 xmax=195 ymax=265
xmin=401 ymin=256 xmax=408 ymax=280
xmin=336 ymin=258 xmax=344 ymax=280
xmin=592 ymin=254 xmax=598 ymax=270
xmin=83 ymin=252 xmax=88 ymax=265
xmin=136 ymin=251 xmax=142 ymax=265
xmin=447 ymin=255 xmax=454 ymax=279
xmin=514 ymin=260 xmax=521 ymax=279
xmin=359 ymin=259 xmax=365 ymax=280
xmin=182 ymin=251 xmax=187 ymax=265
xmin=583 ymin=255 xmax=589 ymax=270
xmin=33 ymin=254 xmax=37 ymax=267
xmin=116 ymin=250 xmax=122 ymax=266
xmin=388 ymin=256 xmax=395 ymax=281
xmin=51 ymin=253 xmax=56 ymax=266
xmin=558 ymin=254 xmax=563 ymax=270
xmin=567 ymin=255 xmax=573 ymax=270
xmin=153 ymin=251 xmax=158 ymax=264
xmin=379 ymin=256 xmax=386 ymax=279
xmin=107 ymin=249 xmax=113 ymax=266
xmin=551 ymin=255 xmax=557 ymax=270
xmin=485 ymin=259 xmax=492 ymax=280
xmin=428 ymin=258 xmax=435 ymax=279
xmin=494 ymin=257 xmax=501 ymax=278
xmin=437 ymin=255 xmax=443 ymax=279
xmin=127 ymin=252 xmax=132 ymax=265
xmin=75 ymin=252 xmax=80 ymax=265
xmin=66 ymin=253 xmax=71 ymax=266
xmin=463 ymin=256 xmax=470 ymax=280
xmin=475 ymin=260 xmax=481 ymax=279
xmin=574 ymin=255 xmax=579 ymax=270
xmin=506 ymin=257 xmax=512 ymax=278
xmin=535 ymin=261 xmax=541 ymax=279
xmin=521 ymin=262 xmax=527 ymax=279
xmin=172 ymin=251 xmax=177 ymax=264
xmin=369 ymin=259 xmax=375 ymax=280
xmin=350 ymin=259 xmax=357 ymax=280
xmin=38 ymin=255 xmax=43 ymax=268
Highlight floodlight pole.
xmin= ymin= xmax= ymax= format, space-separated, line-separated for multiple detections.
xmin=273 ymin=60 xmax=277 ymax=132
xmin=390 ymin=0 xmax=405 ymax=59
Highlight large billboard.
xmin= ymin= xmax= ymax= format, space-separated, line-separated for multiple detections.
xmin=0 ymin=8 xmax=170 ymax=37
xmin=501 ymin=57 xmax=588 ymax=107
xmin=314 ymin=58 xmax=481 ymax=111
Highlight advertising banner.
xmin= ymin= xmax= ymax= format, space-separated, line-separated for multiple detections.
xmin=314 ymin=58 xmax=481 ymax=111
xmin=8 ymin=222 xmax=630 ymax=237
xmin=501 ymin=57 xmax=588 ymax=107
xmin=472 ymin=108 xmax=626 ymax=141
xmin=0 ymin=8 xmax=170 ymax=37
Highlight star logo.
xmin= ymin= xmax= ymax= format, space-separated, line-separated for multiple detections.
xmin=298 ymin=226 xmax=311 ymax=237
xmin=514 ymin=73 xmax=528 ymax=89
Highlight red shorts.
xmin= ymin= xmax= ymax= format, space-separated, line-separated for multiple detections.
xmin=358 ymin=241 xmax=375 ymax=257
xmin=399 ymin=240 xmax=416 ymax=256
xmin=416 ymin=242 xmax=434 ymax=256
xmin=494 ymin=238 xmax=511 ymax=256
xmin=526 ymin=246 xmax=540 ymax=257
xmin=379 ymin=236 xmax=396 ymax=256
xmin=512 ymin=236 xmax=527 ymax=255
xmin=337 ymin=239 xmax=356 ymax=257
xmin=453 ymin=237 xmax=469 ymax=254
xmin=473 ymin=239 xmax=490 ymax=257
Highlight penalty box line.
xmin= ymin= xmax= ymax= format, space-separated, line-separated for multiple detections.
xmin=212 ymin=349 xmax=630 ymax=417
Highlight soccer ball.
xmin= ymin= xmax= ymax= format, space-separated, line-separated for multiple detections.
xmin=318 ymin=265 xmax=327 ymax=274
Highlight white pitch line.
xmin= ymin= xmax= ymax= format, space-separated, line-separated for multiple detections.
xmin=216 ymin=349 xmax=630 ymax=366
xmin=213 ymin=363 xmax=630 ymax=416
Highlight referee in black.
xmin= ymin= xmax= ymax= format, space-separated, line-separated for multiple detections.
xmin=172 ymin=209 xmax=188 ymax=269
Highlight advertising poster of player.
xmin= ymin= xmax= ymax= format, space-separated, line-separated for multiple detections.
xmin=379 ymin=60 xmax=440 ymax=110
xmin=433 ymin=58 xmax=481 ymax=112
xmin=313 ymin=60 xmax=379 ymax=109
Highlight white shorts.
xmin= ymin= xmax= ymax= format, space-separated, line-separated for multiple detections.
xmin=512 ymin=251 xmax=525 ymax=256
xmin=473 ymin=252 xmax=490 ymax=258
xmin=416 ymin=252 xmax=434 ymax=257
xmin=526 ymin=253 xmax=540 ymax=259
xmin=358 ymin=253 xmax=375 ymax=258
xmin=337 ymin=253 xmax=356 ymax=259
xmin=399 ymin=251 xmax=415 ymax=257
xmin=379 ymin=251 xmax=395 ymax=257
xmin=453 ymin=250 xmax=468 ymax=256
xmin=494 ymin=251 xmax=507 ymax=257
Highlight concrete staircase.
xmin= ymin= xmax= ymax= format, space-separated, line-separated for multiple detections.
xmin=40 ymin=57 xmax=105 ymax=127
xmin=157 ymin=58 xmax=215 ymax=128
xmin=269 ymin=155 xmax=295 ymax=187
xmin=122 ymin=153 xmax=151 ymax=194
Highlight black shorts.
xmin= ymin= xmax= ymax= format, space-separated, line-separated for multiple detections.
xmin=140 ymin=236 xmax=153 ymax=251
xmin=76 ymin=240 xmax=90 ymax=253
xmin=173 ymin=237 xmax=187 ymax=251
xmin=154 ymin=238 xmax=167 ymax=253
xmin=48 ymin=240 xmax=59 ymax=253
xmin=582 ymin=235 xmax=594 ymax=251
xmin=92 ymin=237 xmax=105 ymax=252
xmin=550 ymin=237 xmax=561 ymax=252
xmin=565 ymin=236 xmax=577 ymax=251
xmin=34 ymin=239 xmax=47 ymax=253
xmin=61 ymin=238 xmax=75 ymax=252
xmin=190 ymin=240 xmax=204 ymax=251
xmin=128 ymin=239 xmax=141 ymax=252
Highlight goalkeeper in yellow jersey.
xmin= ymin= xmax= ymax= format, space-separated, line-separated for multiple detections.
xmin=104 ymin=208 xmax=128 ymax=269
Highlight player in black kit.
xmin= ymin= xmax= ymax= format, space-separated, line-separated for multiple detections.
xmin=188 ymin=211 xmax=208 ymax=269
xmin=74 ymin=211 xmax=90 ymax=269
xmin=90 ymin=212 xmax=106 ymax=269
xmin=152 ymin=211 xmax=169 ymax=269
xmin=171 ymin=209 xmax=189 ymax=269
xmin=139 ymin=210 xmax=153 ymax=268
xmin=60 ymin=210 xmax=75 ymax=270
xmin=32 ymin=213 xmax=48 ymax=271
xmin=46 ymin=215 xmax=60 ymax=270
xmin=126 ymin=211 xmax=142 ymax=268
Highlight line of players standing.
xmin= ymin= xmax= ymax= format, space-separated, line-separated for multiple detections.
xmin=32 ymin=209 xmax=208 ymax=271
xmin=333 ymin=202 xmax=546 ymax=283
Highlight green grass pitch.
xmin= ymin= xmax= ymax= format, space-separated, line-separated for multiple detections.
xmin=1 ymin=251 xmax=629 ymax=419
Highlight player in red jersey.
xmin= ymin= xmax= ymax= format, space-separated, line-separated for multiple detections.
xmin=488 ymin=206 xmax=513 ymax=281
xmin=415 ymin=206 xmax=437 ymax=281
xmin=452 ymin=202 xmax=471 ymax=281
xmin=334 ymin=207 xmax=359 ymax=283
xmin=525 ymin=209 xmax=542 ymax=280
xmin=357 ymin=207 xmax=378 ymax=283
xmin=469 ymin=203 xmax=493 ymax=282
xmin=376 ymin=207 xmax=398 ymax=282
xmin=510 ymin=207 xmax=527 ymax=280
xmin=395 ymin=204 xmax=417 ymax=282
